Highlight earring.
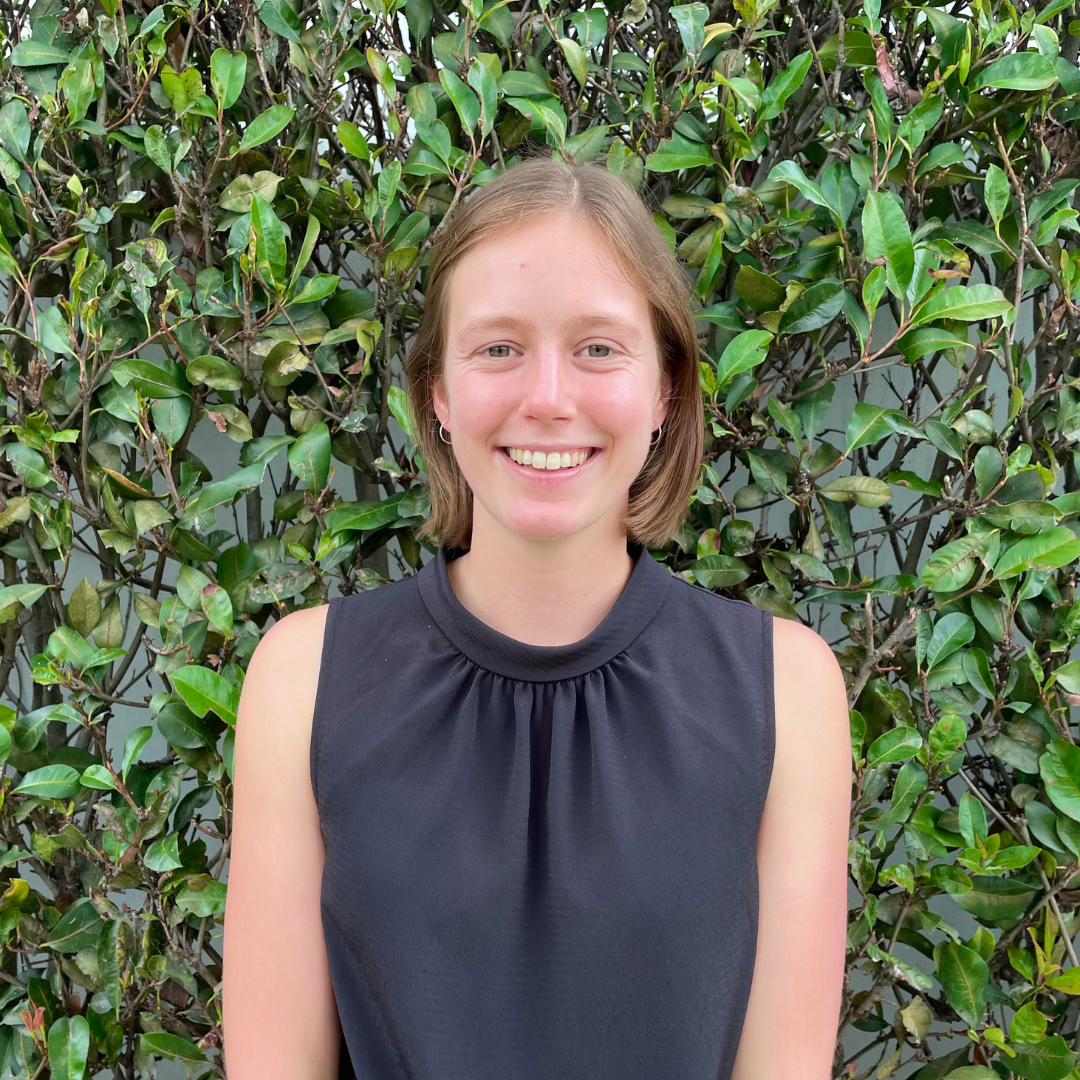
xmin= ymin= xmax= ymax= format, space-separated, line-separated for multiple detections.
xmin=438 ymin=422 xmax=452 ymax=444
xmin=650 ymin=423 xmax=663 ymax=446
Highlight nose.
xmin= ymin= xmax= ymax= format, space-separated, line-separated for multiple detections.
xmin=519 ymin=344 xmax=577 ymax=423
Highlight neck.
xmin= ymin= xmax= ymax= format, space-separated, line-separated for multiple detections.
xmin=444 ymin=514 xmax=637 ymax=648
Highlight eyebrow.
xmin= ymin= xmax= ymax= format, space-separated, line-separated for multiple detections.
xmin=454 ymin=312 xmax=645 ymax=346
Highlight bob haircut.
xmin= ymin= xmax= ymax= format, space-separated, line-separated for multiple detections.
xmin=405 ymin=152 xmax=703 ymax=552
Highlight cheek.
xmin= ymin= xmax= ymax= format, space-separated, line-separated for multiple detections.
xmin=448 ymin=374 xmax=516 ymax=432
xmin=580 ymin=375 xmax=656 ymax=434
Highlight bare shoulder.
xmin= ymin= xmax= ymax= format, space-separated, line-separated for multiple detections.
xmin=247 ymin=602 xmax=331 ymax=687
xmin=769 ymin=615 xmax=850 ymax=782
xmin=236 ymin=602 xmax=332 ymax=758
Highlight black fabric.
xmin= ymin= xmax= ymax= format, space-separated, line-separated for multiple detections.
xmin=311 ymin=541 xmax=775 ymax=1080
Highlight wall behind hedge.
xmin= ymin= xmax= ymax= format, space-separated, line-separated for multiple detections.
xmin=0 ymin=0 xmax=1079 ymax=1076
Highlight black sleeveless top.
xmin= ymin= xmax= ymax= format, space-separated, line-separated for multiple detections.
xmin=310 ymin=541 xmax=775 ymax=1080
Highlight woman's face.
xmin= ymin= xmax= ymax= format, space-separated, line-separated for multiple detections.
xmin=432 ymin=211 xmax=671 ymax=544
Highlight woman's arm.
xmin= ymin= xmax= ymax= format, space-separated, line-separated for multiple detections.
xmin=222 ymin=603 xmax=344 ymax=1080
xmin=730 ymin=615 xmax=851 ymax=1080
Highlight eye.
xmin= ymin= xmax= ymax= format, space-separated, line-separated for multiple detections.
xmin=584 ymin=344 xmax=614 ymax=358
xmin=484 ymin=344 xmax=513 ymax=358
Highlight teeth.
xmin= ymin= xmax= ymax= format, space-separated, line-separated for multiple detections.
xmin=505 ymin=447 xmax=592 ymax=470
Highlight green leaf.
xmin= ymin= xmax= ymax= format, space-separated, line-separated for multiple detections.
xmin=287 ymin=212 xmax=319 ymax=295
xmin=993 ymin=527 xmax=1080 ymax=579
xmin=288 ymin=421 xmax=331 ymax=491
xmin=258 ymin=0 xmax=302 ymax=43
xmin=984 ymin=163 xmax=1009 ymax=227
xmin=46 ymin=900 xmax=102 ymax=952
xmin=867 ymin=725 xmax=923 ymax=766
xmin=845 ymin=403 xmax=894 ymax=454
xmin=1041 ymin=740 xmax=1080 ymax=823
xmin=292 ymin=274 xmax=340 ymax=305
xmin=971 ymin=52 xmax=1058 ymax=90
xmin=110 ymin=359 xmax=188 ymax=399
xmin=671 ymin=3 xmax=708 ymax=59
xmin=218 ymin=170 xmax=282 ymax=213
xmin=38 ymin=303 xmax=73 ymax=354
xmin=767 ymin=160 xmax=828 ymax=207
xmin=0 ymin=101 xmax=30 ymax=163
xmin=121 ymin=726 xmax=152 ymax=782
xmin=714 ymin=330 xmax=772 ymax=388
xmin=645 ymin=131 xmax=714 ymax=171
xmin=79 ymin=764 xmax=117 ymax=791
xmin=1053 ymin=660 xmax=1080 ymax=695
xmin=170 ymin=666 xmax=240 ymax=726
xmin=67 ymin=577 xmax=101 ymax=638
xmin=11 ymin=39 xmax=71 ymax=67
xmin=47 ymin=1015 xmax=90 ymax=1080
xmin=921 ymin=534 xmax=990 ymax=592
xmin=386 ymin=384 xmax=416 ymax=441
xmin=144 ymin=832 xmax=183 ymax=872
xmin=897 ymin=326 xmax=973 ymax=363
xmin=760 ymin=51 xmax=813 ymax=120
xmin=817 ymin=475 xmax=892 ymax=507
xmin=138 ymin=1031 xmax=206 ymax=1064
xmin=862 ymin=190 xmax=915 ymax=299
xmin=734 ymin=266 xmax=785 ymax=311
xmin=689 ymin=554 xmax=752 ymax=589
xmin=251 ymin=194 xmax=286 ymax=287
xmin=861 ymin=264 xmax=887 ymax=324
xmin=925 ymin=611 xmax=975 ymax=669
xmin=557 ymin=37 xmax=588 ymax=87
xmin=239 ymin=105 xmax=294 ymax=152
xmin=157 ymin=700 xmax=215 ymax=749
xmin=324 ymin=494 xmax=405 ymax=534
xmin=186 ymin=355 xmax=245 ymax=391
xmin=1009 ymin=1036 xmax=1077 ymax=1080
xmin=0 ymin=582 xmax=48 ymax=612
xmin=467 ymin=59 xmax=498 ymax=137
xmin=12 ymin=763 xmax=81 ymax=798
xmin=439 ymin=68 xmax=480 ymax=132
xmin=337 ymin=120 xmax=370 ymax=160
xmin=935 ymin=940 xmax=988 ymax=1027
xmin=210 ymin=49 xmax=247 ymax=110
xmin=910 ymin=283 xmax=1013 ymax=327
xmin=779 ymin=281 xmax=845 ymax=333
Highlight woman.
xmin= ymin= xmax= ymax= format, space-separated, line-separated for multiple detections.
xmin=223 ymin=156 xmax=851 ymax=1079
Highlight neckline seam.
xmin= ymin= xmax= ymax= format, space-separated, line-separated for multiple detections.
xmin=416 ymin=543 xmax=672 ymax=682
xmin=416 ymin=596 xmax=673 ymax=683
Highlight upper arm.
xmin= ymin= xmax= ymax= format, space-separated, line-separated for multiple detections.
xmin=731 ymin=615 xmax=851 ymax=1080
xmin=222 ymin=602 xmax=342 ymax=1080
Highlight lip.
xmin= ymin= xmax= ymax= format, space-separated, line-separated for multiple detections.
xmin=495 ymin=445 xmax=603 ymax=484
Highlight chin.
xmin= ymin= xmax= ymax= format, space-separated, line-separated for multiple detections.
xmin=493 ymin=506 xmax=594 ymax=541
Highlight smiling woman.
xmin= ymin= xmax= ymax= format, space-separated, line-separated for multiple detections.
xmin=223 ymin=154 xmax=850 ymax=1080
xmin=406 ymin=157 xmax=703 ymax=557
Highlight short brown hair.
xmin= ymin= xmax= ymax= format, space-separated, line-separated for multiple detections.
xmin=405 ymin=153 xmax=703 ymax=551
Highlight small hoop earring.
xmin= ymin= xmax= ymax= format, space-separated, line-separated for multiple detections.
xmin=651 ymin=423 xmax=663 ymax=446
xmin=438 ymin=422 xmax=452 ymax=444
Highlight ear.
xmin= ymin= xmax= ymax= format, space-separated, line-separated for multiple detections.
xmin=431 ymin=376 xmax=450 ymax=429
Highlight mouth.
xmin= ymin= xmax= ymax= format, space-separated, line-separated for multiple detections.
xmin=497 ymin=445 xmax=601 ymax=478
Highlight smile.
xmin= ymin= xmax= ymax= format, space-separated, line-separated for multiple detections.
xmin=503 ymin=447 xmax=595 ymax=471
xmin=497 ymin=446 xmax=601 ymax=478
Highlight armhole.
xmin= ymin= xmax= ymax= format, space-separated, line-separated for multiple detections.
xmin=310 ymin=595 xmax=341 ymax=809
xmin=760 ymin=608 xmax=777 ymax=808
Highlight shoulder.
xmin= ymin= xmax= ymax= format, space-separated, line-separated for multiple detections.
xmin=249 ymin=601 xmax=331 ymax=684
xmin=666 ymin=573 xmax=764 ymax=628
xmin=236 ymin=603 xmax=332 ymax=754
xmin=769 ymin=615 xmax=850 ymax=785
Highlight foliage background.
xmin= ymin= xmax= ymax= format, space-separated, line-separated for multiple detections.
xmin=0 ymin=0 xmax=1078 ymax=1075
